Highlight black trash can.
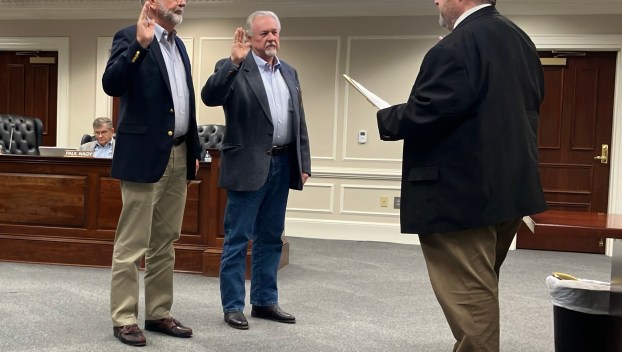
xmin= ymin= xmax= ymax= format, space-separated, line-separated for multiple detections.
xmin=546 ymin=275 xmax=613 ymax=352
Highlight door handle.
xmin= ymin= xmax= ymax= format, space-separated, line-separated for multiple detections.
xmin=594 ymin=144 xmax=609 ymax=164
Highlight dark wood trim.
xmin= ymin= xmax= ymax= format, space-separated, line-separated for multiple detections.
xmin=0 ymin=152 xmax=289 ymax=276
xmin=526 ymin=210 xmax=622 ymax=239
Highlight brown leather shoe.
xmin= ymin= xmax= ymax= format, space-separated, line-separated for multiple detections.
xmin=144 ymin=317 xmax=192 ymax=338
xmin=113 ymin=324 xmax=146 ymax=347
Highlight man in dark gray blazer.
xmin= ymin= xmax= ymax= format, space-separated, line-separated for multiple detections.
xmin=102 ymin=0 xmax=200 ymax=346
xmin=201 ymin=10 xmax=311 ymax=330
xmin=377 ymin=1 xmax=546 ymax=351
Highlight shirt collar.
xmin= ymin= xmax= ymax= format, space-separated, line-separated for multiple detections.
xmin=154 ymin=23 xmax=176 ymax=45
xmin=252 ymin=51 xmax=281 ymax=72
xmin=96 ymin=140 xmax=112 ymax=148
xmin=453 ymin=3 xmax=492 ymax=29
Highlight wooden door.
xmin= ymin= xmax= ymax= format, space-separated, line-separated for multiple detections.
xmin=517 ymin=52 xmax=616 ymax=253
xmin=0 ymin=51 xmax=58 ymax=146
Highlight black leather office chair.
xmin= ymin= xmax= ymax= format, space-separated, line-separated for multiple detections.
xmin=0 ymin=114 xmax=43 ymax=155
xmin=80 ymin=134 xmax=94 ymax=145
xmin=197 ymin=124 xmax=226 ymax=160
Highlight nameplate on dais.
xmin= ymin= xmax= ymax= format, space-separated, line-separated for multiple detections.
xmin=64 ymin=150 xmax=94 ymax=158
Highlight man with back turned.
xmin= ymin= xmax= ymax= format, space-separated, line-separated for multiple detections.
xmin=376 ymin=1 xmax=546 ymax=351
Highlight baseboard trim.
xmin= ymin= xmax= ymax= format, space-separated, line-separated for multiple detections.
xmin=285 ymin=218 xmax=522 ymax=250
xmin=285 ymin=218 xmax=420 ymax=245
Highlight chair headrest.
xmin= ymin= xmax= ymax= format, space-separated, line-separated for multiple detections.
xmin=197 ymin=124 xmax=226 ymax=149
xmin=0 ymin=114 xmax=43 ymax=155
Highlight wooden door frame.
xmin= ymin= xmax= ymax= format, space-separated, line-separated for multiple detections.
xmin=0 ymin=37 xmax=69 ymax=146
xmin=528 ymin=35 xmax=622 ymax=256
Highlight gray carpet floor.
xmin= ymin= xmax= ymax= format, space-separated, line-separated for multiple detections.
xmin=0 ymin=237 xmax=612 ymax=351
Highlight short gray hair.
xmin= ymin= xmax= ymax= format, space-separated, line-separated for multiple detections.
xmin=93 ymin=117 xmax=113 ymax=130
xmin=245 ymin=11 xmax=281 ymax=36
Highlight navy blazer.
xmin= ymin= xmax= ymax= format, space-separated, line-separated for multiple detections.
xmin=102 ymin=25 xmax=201 ymax=183
xmin=377 ymin=7 xmax=547 ymax=234
xmin=201 ymin=54 xmax=311 ymax=192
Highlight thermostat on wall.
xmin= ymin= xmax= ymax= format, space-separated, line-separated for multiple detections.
xmin=358 ymin=130 xmax=367 ymax=144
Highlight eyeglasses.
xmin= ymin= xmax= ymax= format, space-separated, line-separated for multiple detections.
xmin=94 ymin=130 xmax=112 ymax=136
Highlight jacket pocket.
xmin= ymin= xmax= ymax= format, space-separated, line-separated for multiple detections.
xmin=408 ymin=166 xmax=439 ymax=182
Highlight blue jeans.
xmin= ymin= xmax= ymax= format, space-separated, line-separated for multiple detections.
xmin=220 ymin=153 xmax=290 ymax=313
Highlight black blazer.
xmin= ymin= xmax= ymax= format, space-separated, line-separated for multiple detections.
xmin=201 ymin=54 xmax=311 ymax=192
xmin=102 ymin=25 xmax=201 ymax=183
xmin=377 ymin=7 xmax=546 ymax=234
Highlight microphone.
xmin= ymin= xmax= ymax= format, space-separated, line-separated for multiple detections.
xmin=8 ymin=124 xmax=14 ymax=153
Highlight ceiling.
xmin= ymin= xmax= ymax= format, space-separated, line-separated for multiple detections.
xmin=0 ymin=0 xmax=622 ymax=20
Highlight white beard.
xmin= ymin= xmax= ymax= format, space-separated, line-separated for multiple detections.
xmin=265 ymin=46 xmax=278 ymax=57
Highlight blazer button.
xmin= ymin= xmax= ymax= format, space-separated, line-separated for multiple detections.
xmin=169 ymin=108 xmax=174 ymax=113
xmin=168 ymin=131 xmax=173 ymax=136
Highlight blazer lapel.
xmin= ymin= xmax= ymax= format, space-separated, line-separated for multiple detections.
xmin=149 ymin=36 xmax=173 ymax=97
xmin=280 ymin=63 xmax=301 ymax=128
xmin=242 ymin=54 xmax=273 ymax=123
xmin=174 ymin=36 xmax=195 ymax=115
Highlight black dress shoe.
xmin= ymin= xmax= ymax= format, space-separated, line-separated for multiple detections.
xmin=113 ymin=324 xmax=147 ymax=347
xmin=144 ymin=317 xmax=192 ymax=338
xmin=224 ymin=311 xmax=249 ymax=330
xmin=251 ymin=305 xmax=296 ymax=324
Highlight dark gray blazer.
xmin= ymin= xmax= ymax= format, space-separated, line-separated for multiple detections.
xmin=201 ymin=53 xmax=311 ymax=192
xmin=377 ymin=6 xmax=547 ymax=234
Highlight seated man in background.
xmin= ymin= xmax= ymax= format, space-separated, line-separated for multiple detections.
xmin=79 ymin=117 xmax=115 ymax=158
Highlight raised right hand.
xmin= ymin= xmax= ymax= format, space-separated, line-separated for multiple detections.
xmin=137 ymin=1 xmax=155 ymax=49
xmin=230 ymin=27 xmax=251 ymax=66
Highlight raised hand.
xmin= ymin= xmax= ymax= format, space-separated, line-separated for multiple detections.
xmin=230 ymin=27 xmax=251 ymax=66
xmin=137 ymin=1 xmax=155 ymax=49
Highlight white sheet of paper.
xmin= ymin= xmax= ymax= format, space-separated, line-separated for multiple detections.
xmin=343 ymin=74 xmax=391 ymax=110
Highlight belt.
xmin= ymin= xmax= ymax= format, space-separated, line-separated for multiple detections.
xmin=267 ymin=144 xmax=290 ymax=155
xmin=172 ymin=134 xmax=186 ymax=146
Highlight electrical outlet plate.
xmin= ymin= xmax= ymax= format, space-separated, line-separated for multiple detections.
xmin=380 ymin=196 xmax=389 ymax=207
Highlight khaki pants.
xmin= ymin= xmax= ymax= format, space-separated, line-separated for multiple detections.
xmin=418 ymin=218 xmax=522 ymax=352
xmin=110 ymin=143 xmax=188 ymax=327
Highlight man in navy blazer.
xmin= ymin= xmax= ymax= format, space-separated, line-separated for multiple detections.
xmin=201 ymin=11 xmax=311 ymax=330
xmin=377 ymin=1 xmax=546 ymax=351
xmin=102 ymin=0 xmax=200 ymax=346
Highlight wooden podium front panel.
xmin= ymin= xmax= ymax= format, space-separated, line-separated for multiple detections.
xmin=0 ymin=152 xmax=289 ymax=276
xmin=97 ymin=177 xmax=123 ymax=230
xmin=0 ymin=173 xmax=86 ymax=227
xmin=0 ymin=153 xmax=231 ymax=275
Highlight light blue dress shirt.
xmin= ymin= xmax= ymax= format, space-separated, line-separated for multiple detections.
xmin=93 ymin=142 xmax=113 ymax=158
xmin=154 ymin=24 xmax=190 ymax=137
xmin=252 ymin=52 xmax=293 ymax=146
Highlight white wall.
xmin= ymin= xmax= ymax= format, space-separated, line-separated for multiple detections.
xmin=0 ymin=15 xmax=621 ymax=245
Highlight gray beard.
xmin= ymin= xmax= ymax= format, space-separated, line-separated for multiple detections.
xmin=165 ymin=12 xmax=183 ymax=26
xmin=439 ymin=14 xmax=454 ymax=31
xmin=265 ymin=47 xmax=277 ymax=57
